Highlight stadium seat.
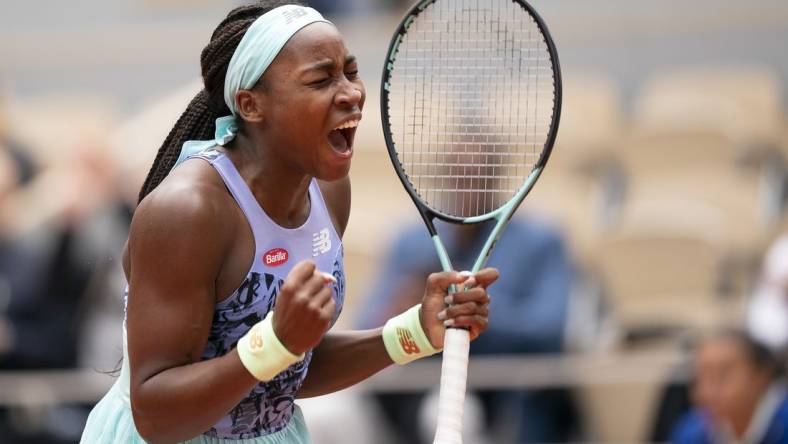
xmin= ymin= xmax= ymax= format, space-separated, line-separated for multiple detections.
xmin=590 ymin=228 xmax=739 ymax=339
xmin=633 ymin=65 xmax=784 ymax=149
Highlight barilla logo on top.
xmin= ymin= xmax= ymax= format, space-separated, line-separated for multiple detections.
xmin=263 ymin=248 xmax=289 ymax=266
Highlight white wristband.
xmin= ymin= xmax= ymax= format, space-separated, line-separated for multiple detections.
xmin=382 ymin=304 xmax=441 ymax=365
xmin=237 ymin=311 xmax=304 ymax=381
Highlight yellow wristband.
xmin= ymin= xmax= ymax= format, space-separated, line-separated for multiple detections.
xmin=237 ymin=311 xmax=304 ymax=381
xmin=382 ymin=304 xmax=441 ymax=365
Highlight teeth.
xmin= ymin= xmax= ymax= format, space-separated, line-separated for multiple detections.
xmin=333 ymin=119 xmax=360 ymax=131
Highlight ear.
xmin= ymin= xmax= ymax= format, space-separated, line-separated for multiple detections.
xmin=235 ymin=89 xmax=265 ymax=123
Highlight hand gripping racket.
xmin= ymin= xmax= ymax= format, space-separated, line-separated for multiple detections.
xmin=380 ymin=1 xmax=561 ymax=443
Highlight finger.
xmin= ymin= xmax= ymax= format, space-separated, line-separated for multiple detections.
xmin=447 ymin=302 xmax=488 ymax=318
xmin=311 ymin=268 xmax=337 ymax=288
xmin=321 ymin=295 xmax=337 ymax=318
xmin=466 ymin=323 xmax=482 ymax=341
xmin=445 ymin=314 xmax=489 ymax=332
xmin=473 ymin=268 xmax=500 ymax=289
xmin=457 ymin=270 xmax=476 ymax=289
xmin=315 ymin=292 xmax=336 ymax=332
xmin=311 ymin=286 xmax=334 ymax=311
xmin=320 ymin=271 xmax=338 ymax=285
xmin=280 ymin=262 xmax=317 ymax=303
xmin=427 ymin=271 xmax=480 ymax=293
xmin=300 ymin=271 xmax=333 ymax=302
xmin=441 ymin=301 xmax=488 ymax=320
xmin=447 ymin=287 xmax=490 ymax=305
xmin=286 ymin=260 xmax=317 ymax=285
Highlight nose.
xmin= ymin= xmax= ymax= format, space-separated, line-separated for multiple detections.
xmin=335 ymin=79 xmax=364 ymax=108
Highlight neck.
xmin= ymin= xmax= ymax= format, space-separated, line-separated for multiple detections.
xmin=730 ymin=415 xmax=751 ymax=440
xmin=728 ymin=382 xmax=773 ymax=441
xmin=226 ymin=132 xmax=312 ymax=228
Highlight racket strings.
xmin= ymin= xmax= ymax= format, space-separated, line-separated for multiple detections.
xmin=387 ymin=0 xmax=556 ymax=218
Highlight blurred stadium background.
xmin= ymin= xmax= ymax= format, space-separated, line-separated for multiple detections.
xmin=0 ymin=0 xmax=787 ymax=442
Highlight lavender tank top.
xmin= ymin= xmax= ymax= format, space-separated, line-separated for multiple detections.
xmin=122 ymin=149 xmax=345 ymax=439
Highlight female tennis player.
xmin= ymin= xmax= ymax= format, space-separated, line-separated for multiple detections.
xmin=80 ymin=2 xmax=497 ymax=443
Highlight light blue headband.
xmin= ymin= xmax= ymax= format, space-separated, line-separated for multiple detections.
xmin=174 ymin=5 xmax=331 ymax=168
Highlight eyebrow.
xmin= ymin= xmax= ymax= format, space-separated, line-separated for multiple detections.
xmin=302 ymin=55 xmax=357 ymax=73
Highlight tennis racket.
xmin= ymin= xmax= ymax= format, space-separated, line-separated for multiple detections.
xmin=380 ymin=1 xmax=561 ymax=442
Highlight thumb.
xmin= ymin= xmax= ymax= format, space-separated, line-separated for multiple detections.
xmin=286 ymin=260 xmax=317 ymax=284
xmin=426 ymin=271 xmax=477 ymax=293
xmin=473 ymin=268 xmax=500 ymax=289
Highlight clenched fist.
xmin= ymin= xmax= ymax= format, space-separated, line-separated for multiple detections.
xmin=419 ymin=268 xmax=499 ymax=348
xmin=272 ymin=260 xmax=336 ymax=355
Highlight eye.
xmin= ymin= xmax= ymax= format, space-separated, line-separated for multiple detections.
xmin=345 ymin=70 xmax=359 ymax=80
xmin=309 ymin=77 xmax=332 ymax=87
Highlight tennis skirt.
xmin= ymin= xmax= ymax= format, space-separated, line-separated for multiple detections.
xmin=80 ymin=380 xmax=313 ymax=444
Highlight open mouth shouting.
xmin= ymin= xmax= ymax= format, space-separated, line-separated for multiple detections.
xmin=327 ymin=115 xmax=361 ymax=157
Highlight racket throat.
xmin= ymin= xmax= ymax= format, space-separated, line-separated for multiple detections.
xmin=432 ymin=234 xmax=455 ymax=273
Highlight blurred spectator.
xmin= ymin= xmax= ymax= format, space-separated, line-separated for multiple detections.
xmin=303 ymin=0 xmax=370 ymax=17
xmin=0 ymin=125 xmax=127 ymax=442
xmin=748 ymin=235 xmax=788 ymax=355
xmin=652 ymin=234 xmax=788 ymax=442
xmin=671 ymin=329 xmax=788 ymax=444
xmin=376 ymin=0 xmax=412 ymax=13
xmin=0 ymin=141 xmax=89 ymax=442
xmin=357 ymin=218 xmax=581 ymax=443
xmin=0 ymin=138 xmax=117 ymax=370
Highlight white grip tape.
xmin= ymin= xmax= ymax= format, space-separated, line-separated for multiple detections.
xmin=432 ymin=327 xmax=470 ymax=444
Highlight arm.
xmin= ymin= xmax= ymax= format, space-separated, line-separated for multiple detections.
xmin=296 ymin=328 xmax=390 ymax=398
xmin=128 ymin=179 xmax=337 ymax=442
xmin=126 ymin=177 xmax=258 ymax=443
xmin=127 ymin=176 xmax=257 ymax=442
xmin=128 ymin=170 xmax=338 ymax=443
xmin=298 ymin=268 xmax=499 ymax=398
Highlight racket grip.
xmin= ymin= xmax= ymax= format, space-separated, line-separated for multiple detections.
xmin=432 ymin=327 xmax=470 ymax=444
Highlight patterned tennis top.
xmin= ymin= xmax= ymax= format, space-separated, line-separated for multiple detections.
xmin=119 ymin=149 xmax=345 ymax=439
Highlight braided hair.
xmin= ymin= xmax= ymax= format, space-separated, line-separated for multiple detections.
xmin=137 ymin=0 xmax=305 ymax=203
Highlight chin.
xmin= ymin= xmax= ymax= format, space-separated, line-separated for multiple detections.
xmin=315 ymin=148 xmax=352 ymax=181
xmin=319 ymin=164 xmax=351 ymax=182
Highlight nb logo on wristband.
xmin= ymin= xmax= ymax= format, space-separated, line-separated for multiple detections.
xmin=249 ymin=326 xmax=265 ymax=351
xmin=396 ymin=327 xmax=421 ymax=355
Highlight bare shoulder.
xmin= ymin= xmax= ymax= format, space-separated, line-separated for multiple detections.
xmin=317 ymin=176 xmax=350 ymax=238
xmin=129 ymin=159 xmax=236 ymax=270
xmin=125 ymin=160 xmax=240 ymax=387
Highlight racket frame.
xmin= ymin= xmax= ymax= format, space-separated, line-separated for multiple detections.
xmin=379 ymin=2 xmax=562 ymax=443
xmin=380 ymin=0 xmax=563 ymax=274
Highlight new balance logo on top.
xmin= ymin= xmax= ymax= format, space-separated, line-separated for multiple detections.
xmin=396 ymin=327 xmax=421 ymax=355
xmin=312 ymin=228 xmax=331 ymax=256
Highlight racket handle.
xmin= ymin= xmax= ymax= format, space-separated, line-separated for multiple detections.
xmin=432 ymin=327 xmax=470 ymax=444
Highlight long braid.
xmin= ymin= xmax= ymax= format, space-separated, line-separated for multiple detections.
xmin=137 ymin=0 xmax=304 ymax=203
xmin=137 ymin=90 xmax=215 ymax=202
